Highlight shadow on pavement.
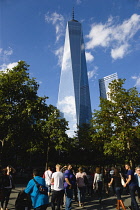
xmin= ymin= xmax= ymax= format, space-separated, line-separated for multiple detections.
xmin=8 ymin=185 xmax=140 ymax=210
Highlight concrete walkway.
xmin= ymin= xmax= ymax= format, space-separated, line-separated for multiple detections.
xmin=7 ymin=184 xmax=140 ymax=210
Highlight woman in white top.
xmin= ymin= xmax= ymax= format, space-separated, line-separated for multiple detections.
xmin=76 ymin=167 xmax=87 ymax=207
xmin=93 ymin=167 xmax=103 ymax=203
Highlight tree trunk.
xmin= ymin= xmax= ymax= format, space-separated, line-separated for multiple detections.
xmin=0 ymin=140 xmax=4 ymax=165
xmin=45 ymin=145 xmax=50 ymax=170
xmin=127 ymin=140 xmax=133 ymax=168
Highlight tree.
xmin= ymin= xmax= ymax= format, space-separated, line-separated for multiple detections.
xmin=91 ymin=79 xmax=140 ymax=166
xmin=0 ymin=61 xmax=40 ymax=163
xmin=29 ymin=104 xmax=69 ymax=167
xmin=69 ymin=124 xmax=105 ymax=165
xmin=0 ymin=61 xmax=69 ymax=167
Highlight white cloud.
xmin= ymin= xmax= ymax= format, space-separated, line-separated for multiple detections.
xmin=61 ymin=26 xmax=72 ymax=72
xmin=0 ymin=64 xmax=7 ymax=72
xmin=0 ymin=47 xmax=14 ymax=63
xmin=36 ymin=80 xmax=43 ymax=84
xmin=0 ymin=48 xmax=3 ymax=54
xmin=76 ymin=0 xmax=82 ymax=4
xmin=111 ymin=43 xmax=130 ymax=60
xmin=85 ymin=51 xmax=94 ymax=62
xmin=88 ymin=66 xmax=98 ymax=79
xmin=132 ymin=75 xmax=140 ymax=87
xmin=54 ymin=46 xmax=64 ymax=66
xmin=86 ymin=23 xmax=112 ymax=49
xmin=0 ymin=62 xmax=18 ymax=72
xmin=7 ymin=62 xmax=18 ymax=69
xmin=45 ymin=12 xmax=65 ymax=42
xmin=58 ymin=96 xmax=76 ymax=116
xmin=86 ymin=14 xmax=140 ymax=60
xmin=4 ymin=47 xmax=13 ymax=56
xmin=57 ymin=95 xmax=77 ymax=137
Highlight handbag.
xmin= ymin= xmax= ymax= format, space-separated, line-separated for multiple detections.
xmin=120 ymin=173 xmax=125 ymax=186
xmin=93 ymin=182 xmax=98 ymax=191
xmin=33 ymin=179 xmax=48 ymax=195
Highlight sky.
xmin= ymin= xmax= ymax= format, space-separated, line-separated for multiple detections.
xmin=0 ymin=0 xmax=140 ymax=113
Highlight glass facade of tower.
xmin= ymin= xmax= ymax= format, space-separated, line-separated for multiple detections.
xmin=99 ymin=73 xmax=118 ymax=100
xmin=57 ymin=20 xmax=92 ymax=137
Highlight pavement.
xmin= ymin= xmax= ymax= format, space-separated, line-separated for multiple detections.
xmin=6 ymin=184 xmax=140 ymax=210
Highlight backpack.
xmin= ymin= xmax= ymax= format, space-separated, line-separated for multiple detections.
xmin=33 ymin=178 xmax=48 ymax=195
xmin=15 ymin=190 xmax=32 ymax=210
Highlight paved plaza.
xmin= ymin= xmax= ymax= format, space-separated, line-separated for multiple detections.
xmin=6 ymin=184 xmax=140 ymax=210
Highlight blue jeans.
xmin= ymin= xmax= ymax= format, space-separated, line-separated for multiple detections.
xmin=77 ymin=186 xmax=86 ymax=203
xmin=65 ymin=188 xmax=73 ymax=210
xmin=115 ymin=187 xmax=123 ymax=200
xmin=129 ymin=185 xmax=139 ymax=210
xmin=97 ymin=181 xmax=103 ymax=201
xmin=46 ymin=184 xmax=51 ymax=193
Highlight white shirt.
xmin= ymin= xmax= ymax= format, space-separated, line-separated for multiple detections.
xmin=94 ymin=173 xmax=103 ymax=183
xmin=137 ymin=175 xmax=140 ymax=187
xmin=44 ymin=170 xmax=52 ymax=185
xmin=52 ymin=171 xmax=64 ymax=191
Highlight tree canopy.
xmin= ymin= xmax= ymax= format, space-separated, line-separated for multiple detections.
xmin=91 ymin=79 xmax=140 ymax=165
xmin=0 ymin=61 xmax=69 ymax=166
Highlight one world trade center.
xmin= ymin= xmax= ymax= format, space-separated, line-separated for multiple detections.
xmin=57 ymin=13 xmax=92 ymax=137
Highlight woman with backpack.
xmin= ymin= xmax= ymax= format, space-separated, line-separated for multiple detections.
xmin=24 ymin=168 xmax=49 ymax=210
xmin=76 ymin=167 xmax=87 ymax=207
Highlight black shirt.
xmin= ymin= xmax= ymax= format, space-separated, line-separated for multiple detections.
xmin=113 ymin=175 xmax=122 ymax=188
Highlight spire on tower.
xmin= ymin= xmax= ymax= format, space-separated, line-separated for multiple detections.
xmin=72 ymin=7 xmax=74 ymax=20
xmin=71 ymin=7 xmax=78 ymax=22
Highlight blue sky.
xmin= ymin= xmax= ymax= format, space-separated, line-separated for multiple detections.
xmin=0 ymin=0 xmax=140 ymax=112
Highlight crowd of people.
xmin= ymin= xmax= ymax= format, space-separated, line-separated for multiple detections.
xmin=0 ymin=163 xmax=140 ymax=210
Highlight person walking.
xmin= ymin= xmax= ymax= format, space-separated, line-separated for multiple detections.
xmin=124 ymin=163 xmax=139 ymax=210
xmin=86 ymin=169 xmax=93 ymax=197
xmin=135 ymin=166 xmax=140 ymax=202
xmin=43 ymin=167 xmax=53 ymax=196
xmin=0 ymin=165 xmax=4 ymax=210
xmin=76 ymin=167 xmax=87 ymax=207
xmin=93 ymin=167 xmax=103 ymax=203
xmin=51 ymin=164 xmax=65 ymax=210
xmin=103 ymin=168 xmax=110 ymax=196
xmin=1 ymin=165 xmax=15 ymax=210
xmin=24 ymin=168 xmax=49 ymax=210
xmin=108 ymin=167 xmax=126 ymax=210
xmin=64 ymin=164 xmax=76 ymax=210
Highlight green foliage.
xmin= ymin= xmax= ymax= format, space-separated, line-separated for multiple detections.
xmin=33 ymin=105 xmax=69 ymax=151
xmin=0 ymin=61 xmax=69 ymax=166
xmin=76 ymin=123 xmax=93 ymax=149
xmin=0 ymin=61 xmax=39 ymax=148
xmin=91 ymin=79 xmax=140 ymax=164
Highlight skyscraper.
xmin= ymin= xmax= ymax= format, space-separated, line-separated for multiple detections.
xmin=99 ymin=73 xmax=118 ymax=100
xmin=57 ymin=14 xmax=92 ymax=137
